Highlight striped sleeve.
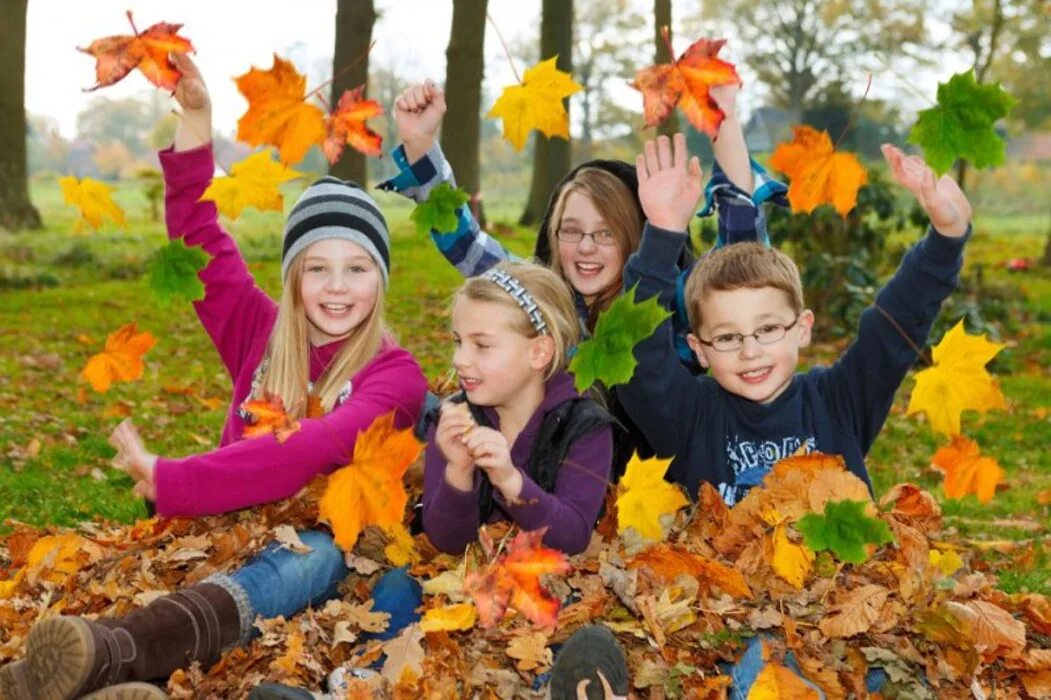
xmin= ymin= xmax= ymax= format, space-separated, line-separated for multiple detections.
xmin=697 ymin=158 xmax=788 ymax=248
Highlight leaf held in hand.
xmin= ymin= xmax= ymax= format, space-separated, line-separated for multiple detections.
xmin=323 ymin=85 xmax=384 ymax=164
xmin=907 ymin=71 xmax=1016 ymax=176
xmin=795 ymin=499 xmax=893 ymax=565
xmin=318 ymin=411 xmax=423 ymax=552
xmin=616 ymin=452 xmax=689 ymax=542
xmin=631 ymin=29 xmax=740 ymax=138
xmin=487 ymin=56 xmax=582 ymax=151
xmin=81 ymin=322 xmax=157 ymax=393
xmin=907 ymin=319 xmax=1006 ymax=436
xmin=79 ymin=12 xmax=194 ymax=91
xmin=931 ymin=435 xmax=1004 ymax=504
xmin=769 ymin=125 xmax=868 ymax=217
xmin=410 ymin=182 xmax=471 ymax=236
xmin=146 ymin=238 xmax=211 ymax=307
xmin=569 ymin=283 xmax=672 ymax=393
xmin=199 ymin=150 xmax=302 ymax=219
xmin=60 ymin=176 xmax=127 ymax=233
xmin=235 ymin=55 xmax=326 ymax=165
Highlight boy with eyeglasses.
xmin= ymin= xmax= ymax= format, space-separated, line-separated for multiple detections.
xmin=622 ymin=138 xmax=974 ymax=505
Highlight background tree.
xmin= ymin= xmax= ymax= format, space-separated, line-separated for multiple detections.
xmin=653 ymin=0 xmax=679 ymax=138
xmin=442 ymin=0 xmax=488 ymax=225
xmin=519 ymin=0 xmax=573 ymax=226
xmin=75 ymin=96 xmax=156 ymax=158
xmin=331 ymin=0 xmax=375 ymax=184
xmin=0 ymin=0 xmax=41 ymax=231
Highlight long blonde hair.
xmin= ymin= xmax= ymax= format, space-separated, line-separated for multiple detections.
xmin=257 ymin=251 xmax=387 ymax=418
xmin=545 ymin=168 xmax=643 ymax=330
xmin=454 ymin=262 xmax=578 ymax=381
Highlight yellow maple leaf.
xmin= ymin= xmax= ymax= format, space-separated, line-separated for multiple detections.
xmin=931 ymin=435 xmax=1005 ymax=504
xmin=318 ymin=411 xmax=423 ymax=552
xmin=60 ymin=176 xmax=127 ymax=233
xmin=200 ymin=150 xmax=302 ymax=219
xmin=487 ymin=56 xmax=582 ymax=152
xmin=770 ymin=522 xmax=814 ymax=588
xmin=748 ymin=659 xmax=821 ymax=699
xmin=768 ymin=125 xmax=868 ymax=217
xmin=419 ymin=602 xmax=477 ymax=633
xmin=616 ymin=452 xmax=689 ymax=542
xmin=907 ymin=320 xmax=1007 ymax=436
xmin=383 ymin=522 xmax=419 ymax=567
xmin=25 ymin=533 xmax=93 ymax=584
xmin=235 ymin=55 xmax=327 ymax=165
xmin=81 ymin=322 xmax=157 ymax=393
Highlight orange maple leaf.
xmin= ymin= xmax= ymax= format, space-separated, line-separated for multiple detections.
xmin=628 ymin=543 xmax=752 ymax=599
xmin=769 ymin=125 xmax=868 ymax=216
xmin=79 ymin=11 xmax=194 ymax=92
xmin=931 ymin=435 xmax=1004 ymax=504
xmin=317 ymin=411 xmax=423 ymax=551
xmin=631 ymin=28 xmax=740 ymax=138
xmin=241 ymin=393 xmax=301 ymax=443
xmin=235 ymin=55 xmax=327 ymax=165
xmin=465 ymin=528 xmax=571 ymax=629
xmin=323 ymin=86 xmax=384 ymax=164
xmin=80 ymin=322 xmax=157 ymax=393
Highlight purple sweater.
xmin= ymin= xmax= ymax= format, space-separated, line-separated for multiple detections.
xmin=421 ymin=371 xmax=613 ymax=555
xmin=154 ymin=144 xmax=427 ymax=517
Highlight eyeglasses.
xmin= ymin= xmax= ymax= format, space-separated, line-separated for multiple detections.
xmin=696 ymin=317 xmax=800 ymax=352
xmin=556 ymin=227 xmax=617 ymax=247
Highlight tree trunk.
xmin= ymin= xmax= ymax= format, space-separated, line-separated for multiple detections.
xmin=654 ymin=0 xmax=679 ymax=138
xmin=519 ymin=0 xmax=573 ymax=226
xmin=330 ymin=0 xmax=375 ymax=185
xmin=0 ymin=0 xmax=41 ymax=231
xmin=442 ymin=0 xmax=488 ymax=227
xmin=1042 ymin=204 xmax=1051 ymax=268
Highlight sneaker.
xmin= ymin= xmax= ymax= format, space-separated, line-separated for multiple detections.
xmin=549 ymin=625 xmax=629 ymax=700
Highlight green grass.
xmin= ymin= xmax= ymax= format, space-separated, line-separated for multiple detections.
xmin=2 ymin=178 xmax=1048 ymax=593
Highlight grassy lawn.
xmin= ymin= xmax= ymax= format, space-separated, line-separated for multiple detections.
xmin=2 ymin=177 xmax=1048 ymax=594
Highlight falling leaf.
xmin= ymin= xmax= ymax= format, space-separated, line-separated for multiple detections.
xmin=79 ymin=11 xmax=193 ymax=91
xmin=317 ymin=411 xmax=423 ymax=551
xmin=631 ymin=29 xmax=740 ymax=138
xmin=930 ymin=436 xmax=1004 ymax=504
xmin=907 ymin=71 xmax=1016 ymax=176
xmin=770 ymin=521 xmax=814 ymax=588
xmin=929 ymin=548 xmax=964 ymax=577
xmin=907 ymin=320 xmax=1007 ymax=436
xmin=146 ymin=238 xmax=211 ymax=307
xmin=200 ymin=150 xmax=302 ymax=219
xmin=795 ymin=500 xmax=894 ymax=565
xmin=241 ymin=393 xmax=301 ymax=443
xmin=569 ymin=283 xmax=672 ymax=393
xmin=420 ymin=602 xmax=477 ymax=633
xmin=505 ymin=631 xmax=552 ymax=671
xmin=818 ymin=584 xmax=890 ymax=639
xmin=59 ymin=176 xmax=127 ymax=233
xmin=769 ymin=125 xmax=868 ymax=216
xmin=487 ymin=56 xmax=582 ymax=151
xmin=747 ymin=659 xmax=821 ymax=699
xmin=81 ymin=322 xmax=157 ymax=393
xmin=410 ymin=182 xmax=470 ymax=236
xmin=323 ymin=85 xmax=384 ymax=164
xmin=235 ymin=55 xmax=326 ymax=165
xmin=616 ymin=452 xmax=689 ymax=542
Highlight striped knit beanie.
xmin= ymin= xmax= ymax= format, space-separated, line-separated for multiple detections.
xmin=281 ymin=176 xmax=391 ymax=287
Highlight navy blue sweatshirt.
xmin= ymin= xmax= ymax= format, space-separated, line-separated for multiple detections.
xmin=621 ymin=224 xmax=967 ymax=505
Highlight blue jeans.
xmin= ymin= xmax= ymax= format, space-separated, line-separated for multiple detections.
xmin=209 ymin=529 xmax=422 ymax=645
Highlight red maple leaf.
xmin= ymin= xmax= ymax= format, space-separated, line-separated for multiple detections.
xmin=323 ymin=86 xmax=384 ymax=164
xmin=79 ymin=11 xmax=194 ymax=92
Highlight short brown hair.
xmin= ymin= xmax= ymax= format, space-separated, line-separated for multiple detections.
xmin=684 ymin=243 xmax=804 ymax=331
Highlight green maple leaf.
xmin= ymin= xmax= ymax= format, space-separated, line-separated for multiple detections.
xmin=410 ymin=182 xmax=470 ymax=236
xmin=906 ymin=70 xmax=1016 ymax=176
xmin=794 ymin=499 xmax=894 ymax=565
xmin=146 ymin=238 xmax=211 ymax=307
xmin=568 ymin=283 xmax=671 ymax=393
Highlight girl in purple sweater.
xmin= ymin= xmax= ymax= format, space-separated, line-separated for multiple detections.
xmin=423 ymin=262 xmax=615 ymax=556
xmin=0 ymin=54 xmax=426 ymax=700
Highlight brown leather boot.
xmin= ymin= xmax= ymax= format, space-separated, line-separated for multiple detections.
xmin=7 ymin=583 xmax=240 ymax=700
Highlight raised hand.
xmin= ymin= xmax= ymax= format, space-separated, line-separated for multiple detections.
xmin=170 ymin=52 xmax=212 ymax=151
xmin=108 ymin=419 xmax=158 ymax=501
xmin=882 ymin=144 xmax=972 ymax=238
xmin=394 ymin=80 xmax=447 ymax=163
xmin=636 ymin=133 xmax=704 ymax=232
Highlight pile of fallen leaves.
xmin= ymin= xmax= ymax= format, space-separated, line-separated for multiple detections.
xmin=1 ymin=454 xmax=1046 ymax=698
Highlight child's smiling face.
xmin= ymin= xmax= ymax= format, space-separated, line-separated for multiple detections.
xmin=687 ymin=286 xmax=814 ymax=404
xmin=298 ymin=239 xmax=381 ymax=345
xmin=555 ymin=192 xmax=625 ymax=304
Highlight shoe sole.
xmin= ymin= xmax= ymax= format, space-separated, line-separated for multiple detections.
xmin=0 ymin=660 xmax=34 ymax=700
xmin=81 ymin=683 xmax=167 ymax=700
xmin=549 ymin=625 xmax=629 ymax=700
xmin=24 ymin=617 xmax=96 ymax=700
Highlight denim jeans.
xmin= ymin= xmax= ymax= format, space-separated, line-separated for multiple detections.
xmin=208 ymin=529 xmax=422 ymax=646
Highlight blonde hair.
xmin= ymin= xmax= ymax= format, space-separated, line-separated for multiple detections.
xmin=684 ymin=243 xmax=804 ymax=331
xmin=257 ymin=251 xmax=387 ymax=419
xmin=546 ymin=168 xmax=642 ymax=329
xmin=454 ymin=262 xmax=578 ymax=380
